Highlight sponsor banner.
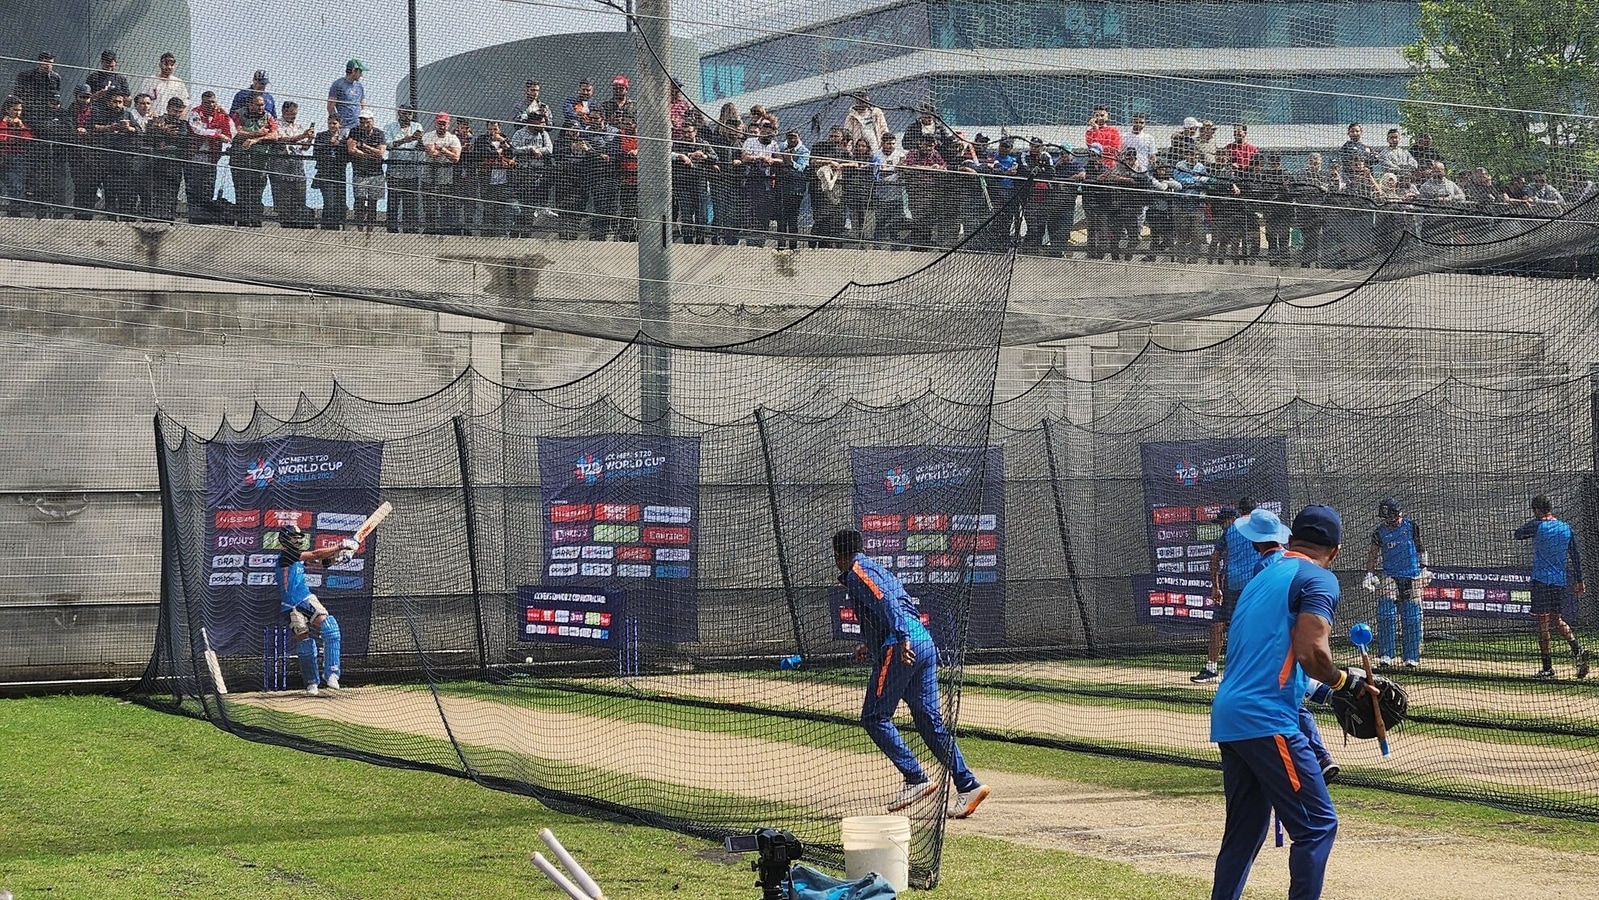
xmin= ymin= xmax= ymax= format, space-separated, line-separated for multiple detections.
xmin=204 ymin=435 xmax=383 ymax=656
xmin=538 ymin=434 xmax=701 ymax=642
xmin=847 ymin=445 xmax=1005 ymax=648
xmin=1136 ymin=437 xmax=1289 ymax=607
xmin=1422 ymin=566 xmax=1578 ymax=622
xmin=1132 ymin=573 xmax=1216 ymax=627
xmin=514 ymin=585 xmax=624 ymax=647
xmin=829 ymin=584 xmax=975 ymax=649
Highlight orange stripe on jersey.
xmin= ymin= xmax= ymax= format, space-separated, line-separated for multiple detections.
xmin=852 ymin=562 xmax=887 ymax=600
xmin=1278 ymin=648 xmax=1297 ymax=688
xmin=1274 ymin=734 xmax=1302 ymax=792
xmin=875 ymin=647 xmax=893 ymax=696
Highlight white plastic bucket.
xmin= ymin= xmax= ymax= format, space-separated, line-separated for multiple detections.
xmin=841 ymin=814 xmax=912 ymax=892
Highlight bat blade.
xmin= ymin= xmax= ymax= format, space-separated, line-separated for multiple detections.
xmin=352 ymin=501 xmax=393 ymax=544
xmin=201 ymin=627 xmax=228 ymax=695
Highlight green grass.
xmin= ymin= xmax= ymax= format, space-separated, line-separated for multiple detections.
xmin=0 ymin=695 xmax=1209 ymax=899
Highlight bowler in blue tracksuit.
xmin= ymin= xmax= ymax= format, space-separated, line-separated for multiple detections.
xmin=1209 ymin=505 xmax=1382 ymax=900
xmin=833 ymin=528 xmax=990 ymax=819
xmin=276 ymin=523 xmax=354 ymax=694
xmin=1513 ymin=494 xmax=1589 ymax=679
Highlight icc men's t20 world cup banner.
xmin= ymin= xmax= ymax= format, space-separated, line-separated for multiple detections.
xmin=535 ymin=434 xmax=702 ymax=643
xmin=204 ymin=436 xmax=385 ymax=655
xmin=846 ymin=445 xmax=1005 ymax=648
xmin=1135 ymin=437 xmax=1289 ymax=626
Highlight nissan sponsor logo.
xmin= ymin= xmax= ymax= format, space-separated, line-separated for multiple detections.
xmin=643 ymin=505 xmax=692 ymax=524
xmin=215 ymin=509 xmax=261 ymax=529
xmin=316 ymin=512 xmax=367 ymax=531
xmin=214 ymin=532 xmax=258 ymax=550
xmin=208 ymin=571 xmax=243 ymax=586
xmin=211 ymin=554 xmax=245 ymax=569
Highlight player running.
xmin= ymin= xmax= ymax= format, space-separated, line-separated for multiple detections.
xmin=1513 ymin=495 xmax=1589 ymax=680
xmin=1361 ymin=497 xmax=1431 ymax=668
xmin=1194 ymin=497 xmax=1260 ymax=683
xmin=1209 ymin=504 xmax=1386 ymax=900
xmin=277 ymin=524 xmax=356 ymax=695
xmin=833 ymin=529 xmax=991 ymax=819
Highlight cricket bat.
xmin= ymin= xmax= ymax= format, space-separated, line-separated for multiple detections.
xmin=201 ymin=626 xmax=228 ymax=695
xmin=352 ymin=501 xmax=393 ymax=546
xmin=1361 ymin=648 xmax=1390 ymax=756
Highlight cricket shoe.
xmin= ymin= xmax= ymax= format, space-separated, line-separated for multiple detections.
xmin=1534 ymin=668 xmax=1557 ymax=680
xmin=1190 ymin=666 xmax=1219 ymax=684
xmin=1322 ymin=761 xmax=1341 ymax=783
xmin=1375 ymin=656 xmax=1394 ymax=668
xmin=948 ymin=785 xmax=991 ymax=819
xmin=305 ymin=683 xmax=320 ymax=696
xmin=326 ymin=674 xmax=341 ymax=690
xmin=887 ymin=781 xmax=938 ymax=812
xmin=1575 ymin=649 xmax=1591 ymax=680
xmin=1403 ymin=659 xmax=1420 ymax=669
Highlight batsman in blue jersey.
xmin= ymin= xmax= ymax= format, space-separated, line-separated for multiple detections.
xmin=1195 ymin=497 xmax=1261 ymax=683
xmin=833 ymin=529 xmax=991 ymax=819
xmin=277 ymin=523 xmax=356 ymax=695
xmin=1513 ymin=495 xmax=1589 ymax=679
xmin=1209 ymin=505 xmax=1390 ymax=900
xmin=1361 ymin=497 xmax=1432 ymax=668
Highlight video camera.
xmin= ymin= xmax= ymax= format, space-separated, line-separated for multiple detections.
xmin=725 ymin=827 xmax=804 ymax=900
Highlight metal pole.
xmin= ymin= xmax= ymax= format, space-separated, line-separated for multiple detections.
xmin=636 ymin=0 xmax=672 ymax=436
xmin=408 ymin=0 xmax=420 ymax=110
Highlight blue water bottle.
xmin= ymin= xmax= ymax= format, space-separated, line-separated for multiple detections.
xmin=779 ymin=655 xmax=803 ymax=671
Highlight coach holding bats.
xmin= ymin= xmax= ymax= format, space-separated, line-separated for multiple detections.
xmin=1208 ymin=505 xmax=1394 ymax=900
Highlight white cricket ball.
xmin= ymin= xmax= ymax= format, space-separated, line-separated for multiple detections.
xmin=525 ymin=657 xmax=533 ymax=664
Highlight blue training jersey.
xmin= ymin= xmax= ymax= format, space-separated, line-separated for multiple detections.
xmin=1222 ymin=523 xmax=1259 ymax=591
xmin=1211 ymin=552 xmax=1341 ymax=742
xmin=842 ymin=553 xmax=934 ymax=649
xmin=278 ymin=551 xmax=313 ymax=614
xmin=1514 ymin=517 xmax=1584 ymax=586
xmin=1371 ymin=518 xmax=1421 ymax=578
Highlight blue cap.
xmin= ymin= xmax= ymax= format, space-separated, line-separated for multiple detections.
xmin=1291 ymin=505 xmax=1343 ymax=547
xmin=1235 ymin=508 xmax=1290 ymax=544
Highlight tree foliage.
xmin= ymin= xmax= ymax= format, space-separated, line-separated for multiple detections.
xmin=1402 ymin=0 xmax=1599 ymax=177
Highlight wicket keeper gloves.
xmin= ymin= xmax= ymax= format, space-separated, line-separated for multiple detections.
xmin=1362 ymin=571 xmax=1380 ymax=592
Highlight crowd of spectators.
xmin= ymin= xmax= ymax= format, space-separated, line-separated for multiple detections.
xmin=4 ymin=49 xmax=1597 ymax=263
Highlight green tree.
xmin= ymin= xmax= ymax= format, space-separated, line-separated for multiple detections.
xmin=1401 ymin=0 xmax=1599 ymax=178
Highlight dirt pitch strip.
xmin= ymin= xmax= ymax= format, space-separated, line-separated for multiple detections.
xmin=234 ymin=685 xmax=1599 ymax=899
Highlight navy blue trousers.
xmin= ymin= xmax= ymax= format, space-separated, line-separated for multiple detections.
xmin=862 ymin=637 xmax=979 ymax=792
xmin=1212 ymin=732 xmax=1338 ymax=900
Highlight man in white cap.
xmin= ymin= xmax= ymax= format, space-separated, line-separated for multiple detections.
xmin=1171 ymin=116 xmax=1200 ymax=159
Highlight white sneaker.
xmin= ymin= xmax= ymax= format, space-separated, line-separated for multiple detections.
xmin=949 ymin=784 xmax=991 ymax=819
xmin=305 ymin=684 xmax=319 ymax=697
xmin=1403 ymin=659 xmax=1419 ymax=669
xmin=887 ymin=781 xmax=938 ymax=812
xmin=1375 ymin=656 xmax=1394 ymax=668
xmin=326 ymin=674 xmax=340 ymax=690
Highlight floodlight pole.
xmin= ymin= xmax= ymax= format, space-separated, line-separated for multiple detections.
xmin=636 ymin=0 xmax=673 ymax=437
xmin=407 ymin=0 xmax=419 ymax=110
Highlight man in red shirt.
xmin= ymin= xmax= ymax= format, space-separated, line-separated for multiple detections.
xmin=1223 ymin=123 xmax=1258 ymax=170
xmin=185 ymin=91 xmax=233 ymax=222
xmin=0 ymin=96 xmax=32 ymax=215
xmin=1085 ymin=105 xmax=1122 ymax=160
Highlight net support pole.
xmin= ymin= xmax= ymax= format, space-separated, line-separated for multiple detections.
xmin=452 ymin=416 xmax=490 ymax=678
xmin=1041 ymin=418 xmax=1097 ymax=656
xmin=636 ymin=0 xmax=673 ymax=437
xmin=754 ymin=408 xmax=809 ymax=658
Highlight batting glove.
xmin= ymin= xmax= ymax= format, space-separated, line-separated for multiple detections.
xmin=1362 ymin=571 xmax=1379 ymax=593
xmin=340 ymin=538 xmax=359 ymax=552
xmin=335 ymin=549 xmax=354 ymax=563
